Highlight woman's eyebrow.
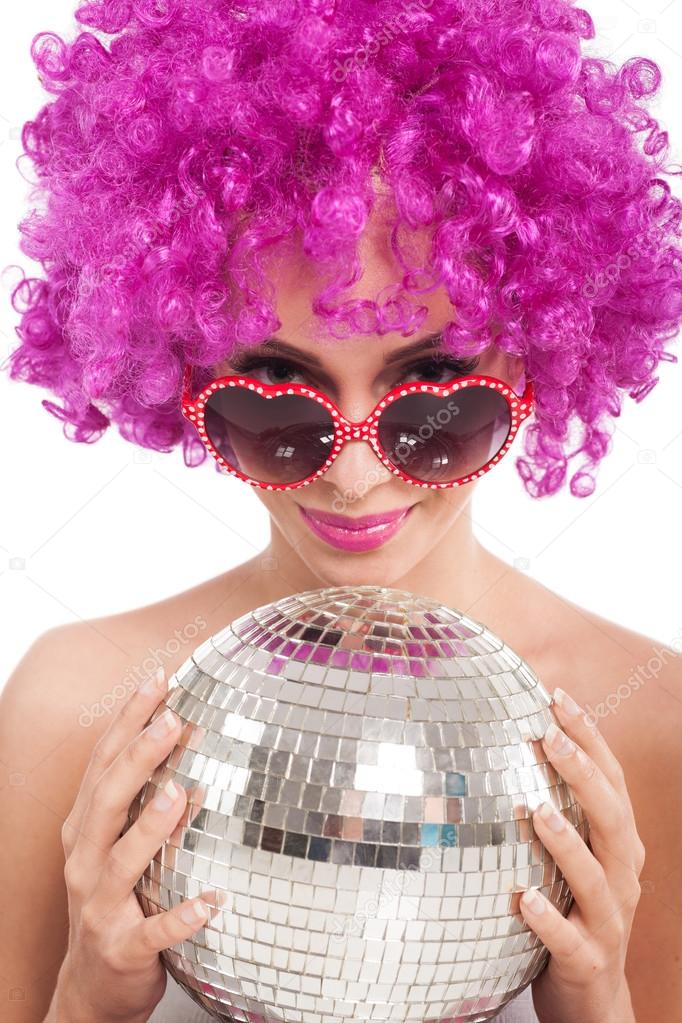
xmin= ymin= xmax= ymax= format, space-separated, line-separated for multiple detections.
xmin=383 ymin=332 xmax=444 ymax=364
xmin=248 ymin=331 xmax=445 ymax=366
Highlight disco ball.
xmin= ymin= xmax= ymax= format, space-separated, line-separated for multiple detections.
xmin=126 ymin=585 xmax=587 ymax=1023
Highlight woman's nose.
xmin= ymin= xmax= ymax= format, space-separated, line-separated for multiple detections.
xmin=319 ymin=390 xmax=398 ymax=507
xmin=321 ymin=436 xmax=396 ymax=509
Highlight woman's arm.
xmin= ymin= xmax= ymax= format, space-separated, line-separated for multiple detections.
xmin=0 ymin=625 xmax=110 ymax=1022
xmin=615 ymin=653 xmax=682 ymax=1020
xmin=1 ymin=623 xmax=216 ymax=1023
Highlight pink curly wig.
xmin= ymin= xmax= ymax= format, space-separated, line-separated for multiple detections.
xmin=5 ymin=0 xmax=682 ymax=498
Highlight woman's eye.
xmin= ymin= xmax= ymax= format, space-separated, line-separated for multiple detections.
xmin=400 ymin=358 xmax=474 ymax=384
xmin=229 ymin=354 xmax=478 ymax=387
xmin=231 ymin=358 xmax=307 ymax=385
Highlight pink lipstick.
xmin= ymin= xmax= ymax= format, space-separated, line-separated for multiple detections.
xmin=298 ymin=504 xmax=415 ymax=552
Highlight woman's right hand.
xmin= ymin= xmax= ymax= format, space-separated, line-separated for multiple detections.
xmin=54 ymin=667 xmax=221 ymax=1023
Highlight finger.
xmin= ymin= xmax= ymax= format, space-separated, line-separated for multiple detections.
xmin=552 ymin=691 xmax=645 ymax=870
xmin=63 ymin=667 xmax=168 ymax=852
xmin=532 ymin=801 xmax=618 ymax=937
xmin=552 ymin=688 xmax=632 ymax=808
xmin=89 ymin=777 xmax=189 ymax=920
xmin=121 ymin=891 xmax=225 ymax=968
xmin=519 ymin=886 xmax=598 ymax=973
xmin=170 ymin=781 xmax=208 ymax=835
xmin=542 ymin=720 xmax=640 ymax=893
xmin=69 ymin=706 xmax=183 ymax=878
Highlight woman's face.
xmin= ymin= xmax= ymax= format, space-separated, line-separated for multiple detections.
xmin=214 ymin=227 xmax=524 ymax=589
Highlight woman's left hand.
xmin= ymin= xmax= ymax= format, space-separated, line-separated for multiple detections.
xmin=519 ymin=687 xmax=646 ymax=1023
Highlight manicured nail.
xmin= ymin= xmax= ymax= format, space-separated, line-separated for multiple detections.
xmin=522 ymin=887 xmax=547 ymax=914
xmin=152 ymin=778 xmax=179 ymax=811
xmin=148 ymin=708 xmax=177 ymax=739
xmin=544 ymin=721 xmax=576 ymax=755
xmin=180 ymin=898 xmax=210 ymax=925
xmin=537 ymin=801 xmax=566 ymax=833
xmin=139 ymin=666 xmax=165 ymax=696
xmin=553 ymin=687 xmax=582 ymax=716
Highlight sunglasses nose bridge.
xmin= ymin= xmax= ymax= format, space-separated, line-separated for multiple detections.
xmin=332 ymin=410 xmax=383 ymax=462
xmin=335 ymin=413 xmax=376 ymax=441
xmin=323 ymin=413 xmax=394 ymax=493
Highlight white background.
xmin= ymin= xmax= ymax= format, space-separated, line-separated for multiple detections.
xmin=1 ymin=0 xmax=681 ymax=687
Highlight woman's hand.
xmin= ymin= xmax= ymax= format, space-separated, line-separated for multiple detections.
xmin=54 ymin=667 xmax=222 ymax=1023
xmin=520 ymin=687 xmax=645 ymax=1023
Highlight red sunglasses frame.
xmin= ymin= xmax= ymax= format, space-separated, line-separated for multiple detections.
xmin=181 ymin=365 xmax=534 ymax=491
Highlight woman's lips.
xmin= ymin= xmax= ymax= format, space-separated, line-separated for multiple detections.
xmin=298 ymin=504 xmax=416 ymax=552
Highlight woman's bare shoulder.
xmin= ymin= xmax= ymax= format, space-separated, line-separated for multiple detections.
xmin=493 ymin=568 xmax=680 ymax=707
xmin=539 ymin=581 xmax=680 ymax=717
xmin=507 ymin=572 xmax=682 ymax=799
xmin=1 ymin=559 xmax=265 ymax=745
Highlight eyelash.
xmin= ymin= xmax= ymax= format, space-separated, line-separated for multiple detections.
xmin=227 ymin=353 xmax=480 ymax=386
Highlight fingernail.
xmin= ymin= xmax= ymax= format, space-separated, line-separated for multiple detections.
xmin=522 ymin=887 xmax=546 ymax=914
xmin=152 ymin=778 xmax=179 ymax=811
xmin=544 ymin=721 xmax=576 ymax=755
xmin=553 ymin=687 xmax=582 ymax=716
xmin=180 ymin=898 xmax=210 ymax=925
xmin=537 ymin=801 xmax=566 ymax=833
xmin=139 ymin=666 xmax=165 ymax=697
xmin=148 ymin=708 xmax=177 ymax=739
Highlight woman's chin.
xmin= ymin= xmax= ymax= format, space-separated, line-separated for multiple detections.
xmin=296 ymin=539 xmax=416 ymax=590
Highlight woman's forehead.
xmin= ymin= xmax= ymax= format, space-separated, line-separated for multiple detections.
xmin=263 ymin=254 xmax=454 ymax=345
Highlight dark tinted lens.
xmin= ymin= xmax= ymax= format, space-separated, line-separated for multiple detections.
xmin=204 ymin=388 xmax=335 ymax=485
xmin=378 ymin=387 xmax=511 ymax=483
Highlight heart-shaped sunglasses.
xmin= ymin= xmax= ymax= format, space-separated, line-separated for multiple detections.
xmin=181 ymin=365 xmax=534 ymax=491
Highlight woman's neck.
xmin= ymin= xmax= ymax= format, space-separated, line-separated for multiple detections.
xmin=253 ymin=510 xmax=518 ymax=629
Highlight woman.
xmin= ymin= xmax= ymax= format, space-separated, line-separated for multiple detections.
xmin=2 ymin=1 xmax=681 ymax=1021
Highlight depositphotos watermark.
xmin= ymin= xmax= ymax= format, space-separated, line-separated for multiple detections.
xmin=332 ymin=0 xmax=435 ymax=82
xmin=77 ymin=615 xmax=207 ymax=727
xmin=79 ymin=188 xmax=201 ymax=299
xmin=580 ymin=234 xmax=658 ymax=301
xmin=331 ymin=396 xmax=462 ymax=513
xmin=583 ymin=627 xmax=682 ymax=726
